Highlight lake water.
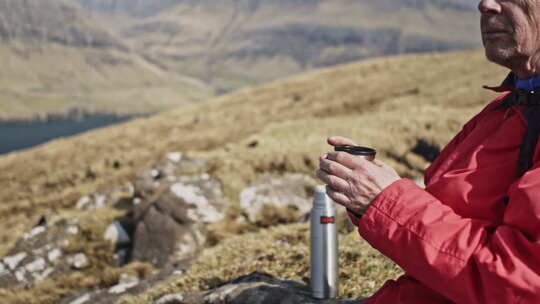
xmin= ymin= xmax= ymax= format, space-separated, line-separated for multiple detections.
xmin=0 ymin=113 xmax=136 ymax=155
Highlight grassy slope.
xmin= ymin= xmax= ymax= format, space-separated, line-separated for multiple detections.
xmin=0 ymin=49 xmax=507 ymax=302
xmin=0 ymin=42 xmax=213 ymax=120
xmin=0 ymin=0 xmax=213 ymax=120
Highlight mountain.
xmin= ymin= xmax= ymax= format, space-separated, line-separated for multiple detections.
xmin=0 ymin=0 xmax=122 ymax=48
xmin=0 ymin=0 xmax=212 ymax=120
xmin=75 ymin=0 xmax=482 ymax=93
xmin=76 ymin=0 xmax=477 ymax=17
xmin=0 ymin=0 xmax=482 ymax=119
xmin=75 ymin=0 xmax=184 ymax=17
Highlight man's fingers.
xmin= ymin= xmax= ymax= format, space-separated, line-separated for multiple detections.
xmin=327 ymin=136 xmax=357 ymax=147
xmin=319 ymin=157 xmax=352 ymax=179
xmin=325 ymin=186 xmax=352 ymax=207
xmin=326 ymin=152 xmax=366 ymax=170
xmin=316 ymin=169 xmax=349 ymax=192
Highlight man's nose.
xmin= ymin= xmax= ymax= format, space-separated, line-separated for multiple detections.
xmin=478 ymin=0 xmax=502 ymax=14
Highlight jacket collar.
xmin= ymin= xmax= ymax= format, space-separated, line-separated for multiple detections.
xmin=483 ymin=72 xmax=516 ymax=93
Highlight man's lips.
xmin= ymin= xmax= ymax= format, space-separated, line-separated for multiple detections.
xmin=482 ymin=29 xmax=510 ymax=39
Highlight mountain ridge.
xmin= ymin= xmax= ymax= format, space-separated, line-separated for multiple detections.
xmin=89 ymin=0 xmax=481 ymax=93
xmin=0 ymin=0 xmax=483 ymax=119
xmin=0 ymin=0 xmax=124 ymax=49
xmin=0 ymin=0 xmax=214 ymax=120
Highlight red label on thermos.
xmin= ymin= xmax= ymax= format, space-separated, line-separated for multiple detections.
xmin=320 ymin=216 xmax=335 ymax=224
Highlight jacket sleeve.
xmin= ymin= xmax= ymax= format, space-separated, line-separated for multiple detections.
xmin=354 ymin=175 xmax=540 ymax=304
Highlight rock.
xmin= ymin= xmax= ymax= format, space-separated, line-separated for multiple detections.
xmin=134 ymin=153 xmax=208 ymax=195
xmin=68 ymin=253 xmax=90 ymax=269
xmin=240 ymin=174 xmax=317 ymax=223
xmin=104 ymin=221 xmax=131 ymax=247
xmin=155 ymin=272 xmax=363 ymax=304
xmin=113 ymin=249 xmax=129 ymax=266
xmin=70 ymin=294 xmax=91 ymax=304
xmin=67 ymin=225 xmax=80 ymax=235
xmin=131 ymin=201 xmax=199 ymax=266
xmin=25 ymin=258 xmax=46 ymax=273
xmin=57 ymin=263 xmax=186 ymax=304
xmin=4 ymin=252 xmax=27 ymax=270
xmin=14 ymin=269 xmax=27 ymax=283
xmin=155 ymin=293 xmax=184 ymax=304
xmin=167 ymin=152 xmax=183 ymax=163
xmin=130 ymin=174 xmax=226 ymax=266
xmin=0 ymin=262 xmax=6 ymax=275
xmin=0 ymin=219 xmax=84 ymax=288
xmin=76 ymin=196 xmax=92 ymax=209
xmin=48 ymin=248 xmax=62 ymax=263
xmin=108 ymin=273 xmax=139 ymax=294
xmin=170 ymin=183 xmax=223 ymax=223
xmin=23 ymin=226 xmax=47 ymax=240
xmin=151 ymin=169 xmax=162 ymax=180
xmin=33 ymin=267 xmax=54 ymax=283
xmin=76 ymin=193 xmax=109 ymax=211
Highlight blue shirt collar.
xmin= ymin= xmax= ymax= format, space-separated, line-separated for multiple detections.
xmin=515 ymin=74 xmax=540 ymax=91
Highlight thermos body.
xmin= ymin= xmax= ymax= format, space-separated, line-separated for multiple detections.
xmin=310 ymin=185 xmax=338 ymax=299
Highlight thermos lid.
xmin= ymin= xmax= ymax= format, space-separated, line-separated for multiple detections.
xmin=334 ymin=145 xmax=376 ymax=157
xmin=314 ymin=185 xmax=335 ymax=209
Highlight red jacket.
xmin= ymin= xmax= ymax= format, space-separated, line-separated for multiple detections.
xmin=349 ymin=89 xmax=540 ymax=303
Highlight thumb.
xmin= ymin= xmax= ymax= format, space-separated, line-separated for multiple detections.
xmin=327 ymin=136 xmax=357 ymax=147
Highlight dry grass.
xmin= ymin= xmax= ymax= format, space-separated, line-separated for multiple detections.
xmin=0 ymin=42 xmax=213 ymax=120
xmin=118 ymin=222 xmax=403 ymax=303
xmin=0 ymin=49 xmax=508 ymax=302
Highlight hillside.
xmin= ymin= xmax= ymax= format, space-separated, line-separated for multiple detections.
xmin=0 ymin=0 xmax=483 ymax=119
xmin=0 ymin=0 xmax=121 ymax=48
xmin=0 ymin=0 xmax=213 ymax=120
xmin=0 ymin=50 xmax=508 ymax=303
xmin=77 ymin=0 xmax=481 ymax=93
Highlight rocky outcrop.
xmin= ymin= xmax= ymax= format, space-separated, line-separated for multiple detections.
xmin=58 ymin=265 xmax=186 ymax=304
xmin=0 ymin=152 xmax=226 ymax=302
xmin=154 ymin=272 xmax=364 ymax=304
xmin=128 ymin=152 xmax=227 ymax=267
xmin=74 ymin=152 xmax=227 ymax=268
xmin=240 ymin=174 xmax=317 ymax=224
xmin=0 ymin=219 xmax=82 ymax=288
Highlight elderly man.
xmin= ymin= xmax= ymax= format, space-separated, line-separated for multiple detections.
xmin=316 ymin=0 xmax=540 ymax=303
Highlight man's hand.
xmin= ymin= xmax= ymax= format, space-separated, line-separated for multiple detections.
xmin=316 ymin=136 xmax=401 ymax=216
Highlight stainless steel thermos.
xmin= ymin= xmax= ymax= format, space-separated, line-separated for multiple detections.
xmin=310 ymin=185 xmax=339 ymax=299
xmin=310 ymin=145 xmax=376 ymax=299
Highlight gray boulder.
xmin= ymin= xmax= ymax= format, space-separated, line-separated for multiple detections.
xmin=103 ymin=221 xmax=131 ymax=247
xmin=130 ymin=174 xmax=226 ymax=266
xmin=240 ymin=174 xmax=317 ymax=223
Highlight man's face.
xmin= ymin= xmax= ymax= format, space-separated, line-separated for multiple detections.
xmin=479 ymin=0 xmax=540 ymax=72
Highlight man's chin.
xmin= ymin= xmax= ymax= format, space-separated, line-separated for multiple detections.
xmin=484 ymin=46 xmax=515 ymax=66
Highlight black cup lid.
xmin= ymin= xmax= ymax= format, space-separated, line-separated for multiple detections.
xmin=334 ymin=145 xmax=376 ymax=156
